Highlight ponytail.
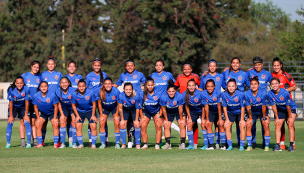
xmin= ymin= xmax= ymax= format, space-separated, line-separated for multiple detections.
xmin=272 ymin=57 xmax=285 ymax=73
xmin=7 ymin=76 xmax=24 ymax=93
xmin=143 ymin=77 xmax=154 ymax=101
xmin=185 ymin=79 xmax=196 ymax=105
xmin=99 ymin=77 xmax=113 ymax=101
xmin=167 ymin=79 xmax=177 ymax=91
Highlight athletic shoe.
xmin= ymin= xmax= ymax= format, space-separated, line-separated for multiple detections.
xmin=185 ymin=145 xmax=195 ymax=150
xmin=237 ymin=142 xmax=240 ymax=149
xmin=200 ymin=145 xmax=208 ymax=150
xmin=264 ymin=147 xmax=269 ymax=151
xmin=246 ymin=146 xmax=252 ymax=151
xmin=26 ymin=144 xmax=31 ymax=148
xmin=159 ymin=143 xmax=164 ymax=148
xmin=35 ymin=144 xmax=43 ymax=148
xmin=141 ymin=144 xmax=148 ymax=149
xmin=206 ymin=146 xmax=215 ymax=150
xmin=77 ymin=145 xmax=84 ymax=149
xmin=115 ymin=144 xmax=120 ymax=149
xmin=69 ymin=144 xmax=73 ymax=148
xmin=91 ymin=145 xmax=96 ymax=149
xmin=239 ymin=146 xmax=244 ymax=151
xmin=136 ymin=146 xmax=141 ymax=149
xmin=215 ymin=144 xmax=220 ymax=150
xmin=59 ymin=144 xmax=66 ymax=148
xmin=155 ymin=144 xmax=160 ymax=150
xmin=72 ymin=144 xmax=78 ymax=149
xmin=88 ymin=142 xmax=92 ymax=148
xmin=58 ymin=141 xmax=61 ymax=147
xmin=106 ymin=141 xmax=110 ymax=148
xmin=42 ymin=142 xmax=45 ymax=147
xmin=179 ymin=143 xmax=186 ymax=150
xmin=161 ymin=136 xmax=165 ymax=139
xmin=227 ymin=146 xmax=233 ymax=150
xmin=99 ymin=144 xmax=106 ymax=149
xmin=194 ymin=144 xmax=198 ymax=149
xmin=280 ymin=145 xmax=285 ymax=150
xmin=262 ymin=143 xmax=265 ymax=150
xmin=162 ymin=143 xmax=172 ymax=149
xmin=273 ymin=144 xmax=282 ymax=151
xmin=54 ymin=144 xmax=59 ymax=148
xmin=220 ymin=146 xmax=226 ymax=150
xmin=33 ymin=141 xmax=38 ymax=147
xmin=5 ymin=144 xmax=11 ymax=148
xmin=121 ymin=145 xmax=127 ymax=149
xmin=287 ymin=145 xmax=294 ymax=152
xmin=20 ymin=141 xmax=26 ymax=147
xmin=128 ymin=142 xmax=133 ymax=148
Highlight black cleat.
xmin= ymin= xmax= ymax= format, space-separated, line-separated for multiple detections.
xmin=252 ymin=142 xmax=257 ymax=149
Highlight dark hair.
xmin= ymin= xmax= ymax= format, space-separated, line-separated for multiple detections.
xmin=143 ymin=77 xmax=154 ymax=100
xmin=68 ymin=60 xmax=76 ymax=67
xmin=270 ymin=77 xmax=280 ymax=85
xmin=253 ymin=56 xmax=263 ymax=64
xmin=59 ymin=77 xmax=72 ymax=98
xmin=76 ymin=79 xmax=86 ymax=94
xmin=206 ymin=59 xmax=218 ymax=76
xmin=249 ymin=76 xmax=259 ymax=85
xmin=124 ymin=56 xmax=135 ymax=74
xmin=124 ymin=82 xmax=137 ymax=97
xmin=92 ymin=58 xmax=104 ymax=85
xmin=7 ymin=76 xmax=24 ymax=93
xmin=272 ymin=57 xmax=285 ymax=73
xmin=225 ymin=78 xmax=239 ymax=91
xmin=37 ymin=81 xmax=48 ymax=92
xmin=182 ymin=62 xmax=192 ymax=69
xmin=167 ymin=79 xmax=177 ymax=91
xmin=229 ymin=57 xmax=241 ymax=73
xmin=155 ymin=59 xmax=165 ymax=66
xmin=47 ymin=55 xmax=55 ymax=63
xmin=185 ymin=79 xmax=196 ymax=105
xmin=205 ymin=79 xmax=215 ymax=90
xmin=99 ymin=77 xmax=113 ymax=101
xmin=31 ymin=60 xmax=41 ymax=75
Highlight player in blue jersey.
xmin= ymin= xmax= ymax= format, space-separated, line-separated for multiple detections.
xmin=222 ymin=78 xmax=246 ymax=151
xmin=183 ymin=79 xmax=205 ymax=150
xmin=71 ymin=79 xmax=98 ymax=149
xmin=5 ymin=76 xmax=31 ymax=148
xmin=22 ymin=60 xmax=41 ymax=146
xmin=268 ymin=78 xmax=296 ymax=152
xmin=244 ymin=76 xmax=271 ymax=151
xmin=140 ymin=77 xmax=163 ymax=149
xmin=97 ymin=77 xmax=121 ymax=149
xmin=118 ymin=83 xmax=142 ymax=149
xmin=151 ymin=59 xmax=175 ymax=94
xmin=202 ymin=79 xmax=226 ymax=150
xmin=65 ymin=60 xmax=83 ymax=88
xmin=56 ymin=77 xmax=77 ymax=148
xmin=160 ymin=80 xmax=186 ymax=149
xmin=33 ymin=81 xmax=59 ymax=148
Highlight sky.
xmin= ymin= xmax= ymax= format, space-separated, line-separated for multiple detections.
xmin=257 ymin=0 xmax=303 ymax=21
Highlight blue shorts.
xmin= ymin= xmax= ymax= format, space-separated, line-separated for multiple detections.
xmin=102 ymin=108 xmax=117 ymax=116
xmin=208 ymin=111 xmax=218 ymax=123
xmin=60 ymin=108 xmax=74 ymax=118
xmin=143 ymin=109 xmax=159 ymax=119
xmin=167 ymin=112 xmax=184 ymax=122
xmin=78 ymin=111 xmax=95 ymax=124
xmin=278 ymin=109 xmax=296 ymax=119
xmin=123 ymin=109 xmax=136 ymax=121
xmin=251 ymin=111 xmax=269 ymax=122
xmin=28 ymin=103 xmax=37 ymax=119
xmin=227 ymin=113 xmax=243 ymax=122
xmin=40 ymin=113 xmax=55 ymax=121
xmin=190 ymin=111 xmax=201 ymax=123
xmin=8 ymin=107 xmax=25 ymax=119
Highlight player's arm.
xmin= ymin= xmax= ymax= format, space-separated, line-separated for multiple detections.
xmin=185 ymin=104 xmax=191 ymax=120
xmin=178 ymin=105 xmax=183 ymax=120
xmin=118 ymin=103 xmax=123 ymax=120
xmin=286 ymin=85 xmax=296 ymax=92
xmin=53 ymin=103 xmax=58 ymax=119
xmin=161 ymin=106 xmax=168 ymax=121
xmin=204 ymin=104 xmax=209 ymax=122
xmin=246 ymin=105 xmax=252 ymax=120
xmin=58 ymin=101 xmax=64 ymax=118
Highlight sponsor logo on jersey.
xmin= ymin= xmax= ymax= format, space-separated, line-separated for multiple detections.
xmin=131 ymin=100 xmax=135 ymax=104
xmin=194 ymin=98 xmax=198 ymax=102
xmin=163 ymin=76 xmax=167 ymax=80
xmin=85 ymin=96 xmax=89 ymax=100
xmin=93 ymin=78 xmax=96 ymax=80
xmin=257 ymin=97 xmax=261 ymax=102
xmin=173 ymin=101 xmax=177 ymax=105
xmin=238 ymin=76 xmax=242 ymax=81
xmin=133 ymin=75 xmax=137 ymax=79
xmin=234 ymin=97 xmax=238 ymax=102
xmin=55 ymin=75 xmax=59 ymax=80
xmin=280 ymin=96 xmax=284 ymax=101
xmin=46 ymin=98 xmax=50 ymax=103
xmin=112 ymin=96 xmax=116 ymax=100
xmin=261 ymin=75 xmax=265 ymax=79
xmin=213 ymin=97 xmax=217 ymax=101
xmin=153 ymin=96 xmax=157 ymax=100
xmin=216 ymin=77 xmax=220 ymax=81
xmin=75 ymin=79 xmax=79 ymax=83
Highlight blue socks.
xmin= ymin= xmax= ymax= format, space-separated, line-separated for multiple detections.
xmin=240 ymin=140 xmax=245 ymax=148
xmin=100 ymin=132 xmax=106 ymax=145
xmin=265 ymin=136 xmax=270 ymax=147
xmin=187 ymin=130 xmax=194 ymax=146
xmin=37 ymin=136 xmax=43 ymax=145
xmin=252 ymin=121 xmax=256 ymax=143
xmin=236 ymin=123 xmax=240 ymax=143
xmin=24 ymin=121 xmax=32 ymax=145
xmin=215 ymin=132 xmax=219 ymax=145
xmin=207 ymin=133 xmax=214 ymax=145
xmin=202 ymin=130 xmax=209 ymax=146
xmin=60 ymin=127 xmax=66 ymax=144
xmin=135 ymin=127 xmax=141 ymax=145
xmin=92 ymin=135 xmax=97 ymax=146
xmin=42 ymin=130 xmax=46 ymax=142
xmin=227 ymin=139 xmax=232 ymax=147
xmin=120 ymin=129 xmax=126 ymax=145
xmin=6 ymin=122 xmax=13 ymax=144
xmin=72 ymin=127 xmax=77 ymax=144
xmin=77 ymin=135 xmax=83 ymax=145
xmin=115 ymin=132 xmax=120 ymax=144
xmin=262 ymin=126 xmax=265 ymax=144
xmin=88 ymin=127 xmax=91 ymax=142
xmin=53 ymin=136 xmax=59 ymax=145
xmin=246 ymin=136 xmax=252 ymax=147
xmin=68 ymin=124 xmax=73 ymax=139
xmin=220 ymin=132 xmax=226 ymax=144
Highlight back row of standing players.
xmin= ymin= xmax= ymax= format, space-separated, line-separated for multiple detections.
xmin=5 ymin=55 xmax=297 ymax=151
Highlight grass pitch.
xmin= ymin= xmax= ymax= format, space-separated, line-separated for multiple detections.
xmin=0 ymin=120 xmax=304 ymax=172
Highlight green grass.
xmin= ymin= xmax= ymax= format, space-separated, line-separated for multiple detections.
xmin=1 ymin=120 xmax=304 ymax=172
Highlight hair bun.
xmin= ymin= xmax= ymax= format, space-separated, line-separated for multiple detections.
xmin=48 ymin=55 xmax=54 ymax=59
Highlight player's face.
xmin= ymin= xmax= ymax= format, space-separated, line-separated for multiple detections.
xmin=155 ymin=61 xmax=164 ymax=73
xmin=208 ymin=62 xmax=217 ymax=73
xmin=227 ymin=82 xmax=237 ymax=93
xmin=231 ymin=59 xmax=240 ymax=71
xmin=167 ymin=87 xmax=176 ymax=98
xmin=78 ymin=82 xmax=86 ymax=93
xmin=125 ymin=62 xmax=135 ymax=74
xmin=67 ymin=63 xmax=76 ymax=74
xmin=146 ymin=81 xmax=154 ymax=92
xmin=47 ymin=60 xmax=56 ymax=71
xmin=104 ymin=80 xmax=112 ymax=92
xmin=93 ymin=62 xmax=101 ymax=73
xmin=15 ymin=78 xmax=24 ymax=90
xmin=124 ymin=85 xmax=133 ymax=97
xmin=271 ymin=80 xmax=280 ymax=91
xmin=60 ymin=78 xmax=70 ymax=90
xmin=31 ymin=63 xmax=40 ymax=74
xmin=206 ymin=82 xmax=215 ymax=94
xmin=273 ymin=61 xmax=282 ymax=73
xmin=40 ymin=83 xmax=48 ymax=93
xmin=250 ymin=80 xmax=259 ymax=92
xmin=187 ymin=81 xmax=196 ymax=93
xmin=254 ymin=63 xmax=263 ymax=72
xmin=183 ymin=65 xmax=192 ymax=76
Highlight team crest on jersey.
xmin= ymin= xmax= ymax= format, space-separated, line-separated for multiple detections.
xmin=46 ymin=98 xmax=50 ymax=103
xmin=68 ymin=95 xmax=72 ymax=99
xmin=93 ymin=78 xmax=96 ymax=80
xmin=163 ymin=76 xmax=167 ymax=80
xmin=36 ymin=79 xmax=39 ymax=83
xmin=194 ymin=98 xmax=198 ymax=102
xmin=252 ymin=75 xmax=254 ymax=78
xmin=238 ymin=76 xmax=242 ymax=81
xmin=38 ymin=100 xmax=41 ymax=102
xmin=85 ymin=96 xmax=89 ymax=100
xmin=173 ymin=101 xmax=177 ymax=105
xmin=153 ymin=96 xmax=157 ymax=100
xmin=21 ymin=92 xmax=25 ymax=97
xmin=261 ymin=75 xmax=265 ymax=79
xmin=133 ymin=75 xmax=137 ymax=79
xmin=257 ymin=97 xmax=261 ymax=102
xmin=112 ymin=96 xmax=116 ymax=100
xmin=213 ymin=97 xmax=217 ymax=101
xmin=234 ymin=97 xmax=238 ymax=102
xmin=60 ymin=97 xmax=62 ymax=100
xmin=75 ymin=79 xmax=79 ymax=83
xmin=55 ymin=75 xmax=59 ymax=80
xmin=280 ymin=96 xmax=284 ymax=101
xmin=131 ymin=100 xmax=135 ymax=104
xmin=216 ymin=77 xmax=220 ymax=81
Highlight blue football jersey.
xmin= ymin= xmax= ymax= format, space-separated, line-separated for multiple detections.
xmin=85 ymin=71 xmax=108 ymax=93
xmin=199 ymin=73 xmax=224 ymax=93
xmin=33 ymin=91 xmax=59 ymax=115
xmin=268 ymin=88 xmax=297 ymax=112
xmin=118 ymin=92 xmax=142 ymax=110
xmin=55 ymin=87 xmax=76 ymax=111
xmin=41 ymin=70 xmax=62 ymax=94
xmin=116 ymin=70 xmax=146 ymax=94
xmin=182 ymin=89 xmax=206 ymax=113
xmin=159 ymin=92 xmax=185 ymax=114
xmin=221 ymin=90 xmax=246 ymax=115
xmin=8 ymin=86 xmax=30 ymax=108
xmin=98 ymin=87 xmax=121 ymax=111
xmin=71 ymin=89 xmax=97 ymax=113
xmin=244 ymin=89 xmax=268 ymax=113
xmin=151 ymin=71 xmax=175 ymax=94
xmin=247 ymin=69 xmax=272 ymax=93
xmin=65 ymin=74 xmax=83 ymax=88
xmin=201 ymin=90 xmax=222 ymax=113
xmin=142 ymin=92 xmax=162 ymax=114
xmin=22 ymin=71 xmax=41 ymax=103
xmin=222 ymin=70 xmax=248 ymax=92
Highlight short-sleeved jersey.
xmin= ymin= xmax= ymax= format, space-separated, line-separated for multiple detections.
xmin=22 ymin=72 xmax=41 ymax=102
xmin=33 ymin=91 xmax=59 ymax=115
xmin=182 ymin=89 xmax=206 ymax=113
xmin=118 ymin=92 xmax=142 ymax=110
xmin=271 ymin=71 xmax=296 ymax=99
xmin=199 ymin=72 xmax=224 ymax=93
xmin=201 ymin=90 xmax=222 ymax=113
xmin=85 ymin=71 xmax=108 ymax=93
xmin=160 ymin=92 xmax=185 ymax=114
xmin=116 ymin=70 xmax=146 ymax=94
xmin=71 ymin=89 xmax=97 ymax=113
xmin=98 ymin=87 xmax=121 ymax=111
xmin=222 ymin=70 xmax=248 ymax=92
xmin=142 ymin=92 xmax=162 ymax=114
xmin=221 ymin=90 xmax=246 ymax=115
xmin=268 ymin=88 xmax=297 ymax=112
xmin=8 ymin=86 xmax=30 ymax=108
xmin=151 ymin=71 xmax=175 ymax=94
xmin=55 ymin=87 xmax=76 ymax=111
xmin=41 ymin=70 xmax=62 ymax=94
xmin=244 ymin=89 xmax=268 ymax=113
xmin=247 ymin=69 xmax=272 ymax=93
xmin=65 ymin=74 xmax=83 ymax=88
xmin=175 ymin=73 xmax=200 ymax=94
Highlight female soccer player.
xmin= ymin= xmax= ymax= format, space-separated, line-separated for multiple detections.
xmin=222 ymin=78 xmax=246 ymax=151
xmin=141 ymin=77 xmax=163 ymax=149
xmin=202 ymin=79 xmax=226 ymax=150
xmin=160 ymin=80 xmax=186 ymax=149
xmin=272 ymin=57 xmax=297 ymax=150
xmin=71 ymin=79 xmax=98 ymax=149
xmin=183 ymin=79 xmax=205 ymax=150
xmin=22 ymin=60 xmax=41 ymax=146
xmin=33 ymin=81 xmax=59 ymax=148
xmin=98 ymin=77 xmax=121 ymax=149
xmin=118 ymin=83 xmax=142 ymax=149
xmin=5 ymin=76 xmax=31 ymax=148
xmin=244 ymin=76 xmax=271 ymax=151
xmin=56 ymin=77 xmax=77 ymax=148
xmin=65 ymin=60 xmax=83 ymax=88
xmin=268 ymin=78 xmax=296 ymax=152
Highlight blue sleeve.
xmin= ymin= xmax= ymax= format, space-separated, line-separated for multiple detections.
xmin=79 ymin=75 xmax=84 ymax=80
xmin=71 ymin=93 xmax=76 ymax=104
xmin=32 ymin=95 xmax=37 ymax=105
xmin=117 ymin=94 xmax=123 ymax=104
xmin=135 ymin=96 xmax=142 ymax=109
xmin=240 ymin=93 xmax=245 ymax=107
xmin=267 ymin=94 xmax=274 ymax=105
xmin=267 ymin=73 xmax=273 ymax=83
xmin=25 ymin=88 xmax=30 ymax=101
xmin=285 ymin=92 xmax=291 ymax=106
xmin=140 ymin=73 xmax=146 ymax=84
xmin=244 ymin=93 xmax=249 ymax=106
xmin=262 ymin=95 xmax=267 ymax=105
xmin=52 ymin=94 xmax=59 ymax=105
xmin=116 ymin=74 xmax=123 ymax=86
xmin=103 ymin=72 xmax=108 ymax=79
xmin=59 ymin=72 xmax=63 ymax=79
xmin=178 ymin=94 xmax=185 ymax=106
xmin=221 ymin=95 xmax=227 ymax=107
xmin=85 ymin=75 xmax=90 ymax=88
xmin=169 ymin=73 xmax=176 ymax=83
xmin=91 ymin=92 xmax=97 ymax=103
xmin=246 ymin=72 xmax=251 ymax=87
xmin=159 ymin=96 xmax=166 ymax=106
xmin=198 ymin=78 xmax=204 ymax=89
xmin=8 ymin=89 xmax=13 ymax=101
xmin=222 ymin=71 xmax=227 ymax=89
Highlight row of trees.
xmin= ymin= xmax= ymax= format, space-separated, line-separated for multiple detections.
xmin=0 ymin=0 xmax=303 ymax=82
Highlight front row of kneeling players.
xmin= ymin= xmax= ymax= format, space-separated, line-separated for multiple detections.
xmin=6 ymin=73 xmax=296 ymax=152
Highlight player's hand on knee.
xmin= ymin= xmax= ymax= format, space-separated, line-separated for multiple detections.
xmin=163 ymin=120 xmax=170 ymax=129
xmin=275 ymin=119 xmax=281 ymax=126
